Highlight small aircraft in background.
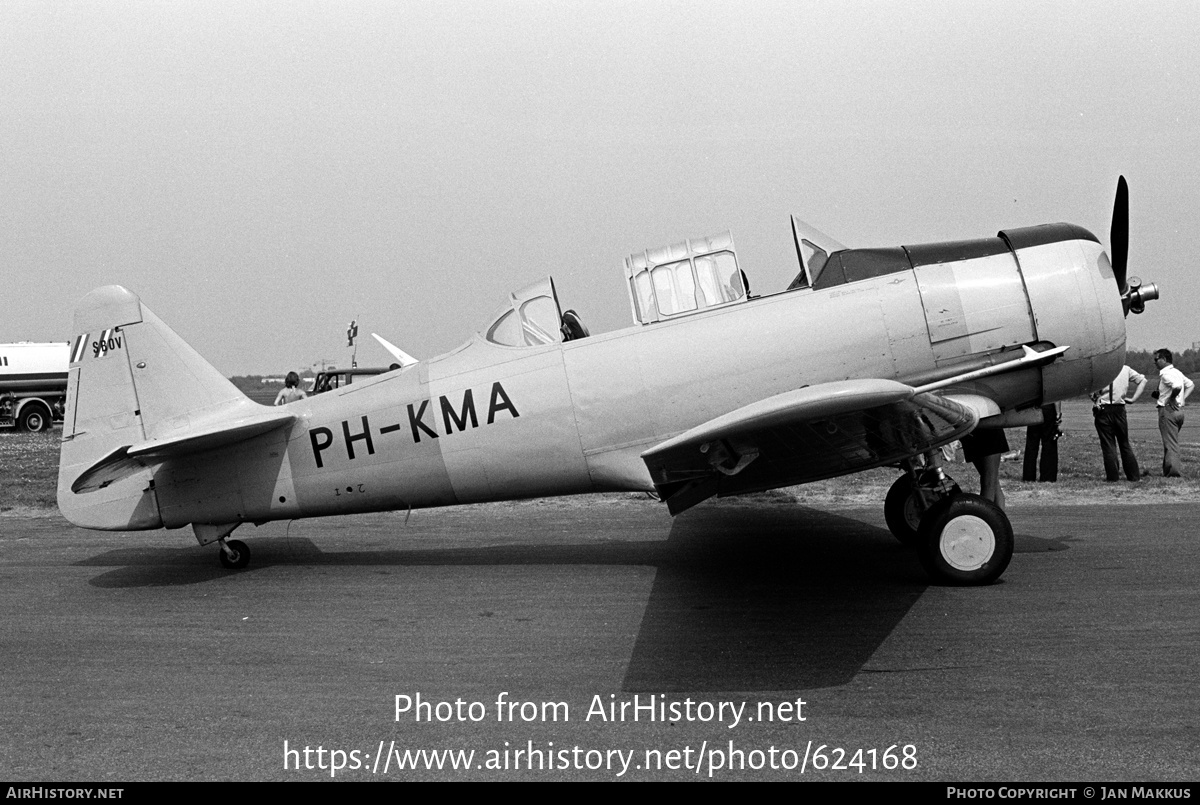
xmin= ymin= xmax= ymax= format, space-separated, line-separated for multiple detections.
xmin=58 ymin=178 xmax=1156 ymax=585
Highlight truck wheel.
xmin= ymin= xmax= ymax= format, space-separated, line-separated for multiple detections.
xmin=19 ymin=406 xmax=50 ymax=432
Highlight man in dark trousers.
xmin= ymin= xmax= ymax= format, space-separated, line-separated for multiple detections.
xmin=1091 ymin=364 xmax=1147 ymax=481
xmin=1023 ymin=403 xmax=1061 ymax=482
xmin=1153 ymin=349 xmax=1195 ymax=477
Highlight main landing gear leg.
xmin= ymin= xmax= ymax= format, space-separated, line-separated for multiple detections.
xmin=885 ymin=452 xmax=1014 ymax=586
xmin=884 ymin=453 xmax=959 ymax=547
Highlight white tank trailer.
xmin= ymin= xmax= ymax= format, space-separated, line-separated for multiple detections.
xmin=0 ymin=342 xmax=69 ymax=431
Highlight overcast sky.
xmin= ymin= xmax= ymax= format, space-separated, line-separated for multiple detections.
xmin=3 ymin=1 xmax=1197 ymax=374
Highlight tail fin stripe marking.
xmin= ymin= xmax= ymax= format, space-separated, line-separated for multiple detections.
xmin=70 ymin=334 xmax=89 ymax=364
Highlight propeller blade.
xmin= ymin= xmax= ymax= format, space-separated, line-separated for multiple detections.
xmin=1111 ymin=175 xmax=1129 ymax=293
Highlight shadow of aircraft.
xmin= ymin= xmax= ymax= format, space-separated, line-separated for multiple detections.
xmin=74 ymin=503 xmax=932 ymax=691
xmin=621 ymin=505 xmax=928 ymax=692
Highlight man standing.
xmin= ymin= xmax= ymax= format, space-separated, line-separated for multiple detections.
xmin=1153 ymin=349 xmax=1195 ymax=477
xmin=1091 ymin=365 xmax=1147 ymax=481
xmin=960 ymin=429 xmax=1007 ymax=511
xmin=1023 ymin=403 xmax=1062 ymax=482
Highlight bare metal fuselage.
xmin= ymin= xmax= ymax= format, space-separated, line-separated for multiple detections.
xmin=58 ymin=226 xmax=1125 ymax=532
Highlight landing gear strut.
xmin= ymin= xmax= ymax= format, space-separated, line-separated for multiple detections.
xmin=885 ymin=455 xmax=1013 ymax=585
xmin=884 ymin=461 xmax=959 ymax=547
xmin=218 ymin=538 xmax=251 ymax=570
xmin=193 ymin=523 xmax=250 ymax=570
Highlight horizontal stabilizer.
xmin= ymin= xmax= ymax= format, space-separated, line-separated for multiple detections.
xmin=71 ymin=408 xmax=296 ymax=493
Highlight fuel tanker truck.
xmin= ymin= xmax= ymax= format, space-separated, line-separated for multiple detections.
xmin=0 ymin=342 xmax=68 ymax=431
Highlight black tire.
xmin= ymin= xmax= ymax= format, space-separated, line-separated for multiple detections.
xmin=917 ymin=494 xmax=1013 ymax=586
xmin=884 ymin=475 xmax=924 ymax=547
xmin=884 ymin=473 xmax=960 ymax=548
xmin=19 ymin=405 xmax=50 ymax=432
xmin=218 ymin=539 xmax=251 ymax=570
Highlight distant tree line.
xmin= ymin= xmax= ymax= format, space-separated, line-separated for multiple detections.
xmin=1126 ymin=348 xmax=1200 ymax=378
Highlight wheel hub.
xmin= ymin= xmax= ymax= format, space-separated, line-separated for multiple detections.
xmin=939 ymin=515 xmax=996 ymax=571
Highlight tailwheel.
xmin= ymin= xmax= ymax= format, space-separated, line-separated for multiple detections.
xmin=884 ymin=470 xmax=959 ymax=547
xmin=917 ymin=494 xmax=1013 ymax=586
xmin=218 ymin=538 xmax=251 ymax=570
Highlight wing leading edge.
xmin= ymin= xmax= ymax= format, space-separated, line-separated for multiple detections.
xmin=641 ymin=378 xmax=978 ymax=515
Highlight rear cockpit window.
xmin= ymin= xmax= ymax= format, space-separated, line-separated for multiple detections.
xmin=625 ymin=233 xmax=746 ymax=325
xmin=652 ymin=260 xmax=698 ymax=316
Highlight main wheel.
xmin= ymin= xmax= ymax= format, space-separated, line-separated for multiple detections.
xmin=917 ymin=494 xmax=1013 ymax=586
xmin=19 ymin=406 xmax=50 ymax=432
xmin=218 ymin=539 xmax=251 ymax=570
xmin=884 ymin=475 xmax=925 ymax=547
xmin=884 ymin=472 xmax=959 ymax=547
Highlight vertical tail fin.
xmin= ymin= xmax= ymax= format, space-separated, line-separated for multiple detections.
xmin=58 ymin=286 xmax=252 ymax=530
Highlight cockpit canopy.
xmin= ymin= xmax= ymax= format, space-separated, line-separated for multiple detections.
xmin=484 ymin=277 xmax=588 ymax=347
xmin=484 ymin=215 xmax=1037 ymax=347
xmin=484 ymin=278 xmax=564 ymax=347
xmin=625 ymin=231 xmax=746 ymax=325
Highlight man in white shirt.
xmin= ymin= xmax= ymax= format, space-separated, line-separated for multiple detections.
xmin=1091 ymin=365 xmax=1147 ymax=481
xmin=1153 ymin=349 xmax=1195 ymax=477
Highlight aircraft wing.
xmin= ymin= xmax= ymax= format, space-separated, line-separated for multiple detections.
xmin=70 ymin=408 xmax=297 ymax=493
xmin=641 ymin=378 xmax=977 ymax=514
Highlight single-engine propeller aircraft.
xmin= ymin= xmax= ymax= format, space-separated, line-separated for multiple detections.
xmin=58 ymin=178 xmax=1157 ymax=585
